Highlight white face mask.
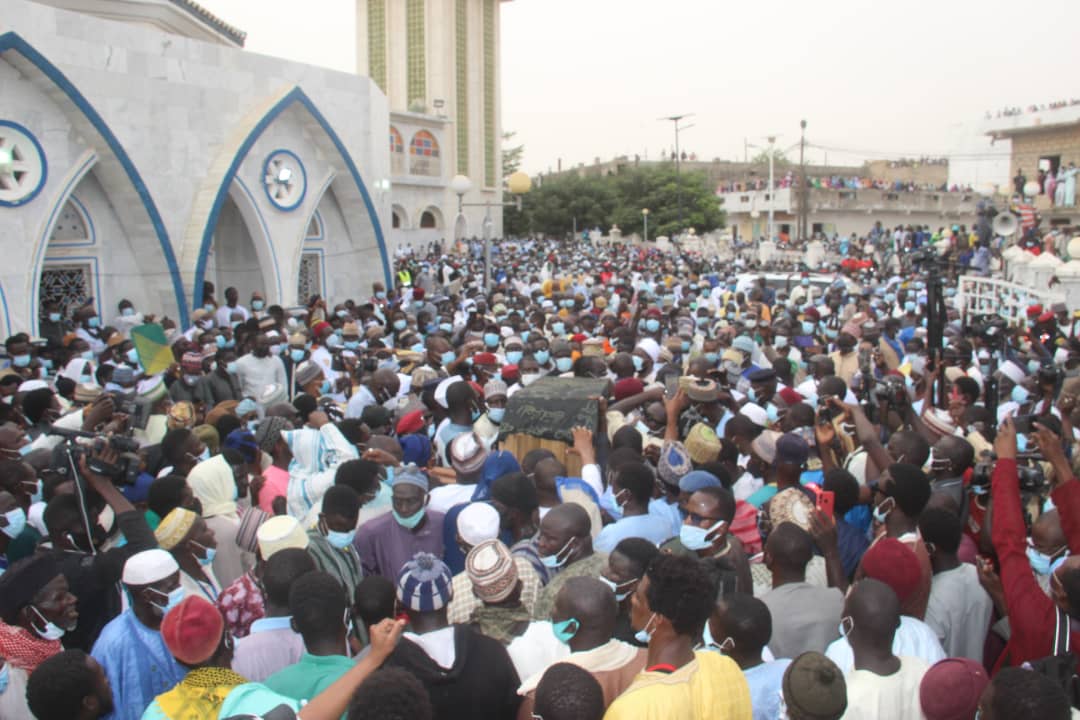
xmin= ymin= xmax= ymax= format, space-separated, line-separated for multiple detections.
xmin=521 ymin=372 xmax=541 ymax=387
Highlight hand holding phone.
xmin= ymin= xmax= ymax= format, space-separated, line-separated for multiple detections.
xmin=816 ymin=490 xmax=835 ymax=517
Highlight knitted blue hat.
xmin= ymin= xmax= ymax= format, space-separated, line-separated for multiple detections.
xmin=397 ymin=552 xmax=453 ymax=612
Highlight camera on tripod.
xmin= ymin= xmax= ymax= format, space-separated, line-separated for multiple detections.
xmin=48 ymin=426 xmax=142 ymax=486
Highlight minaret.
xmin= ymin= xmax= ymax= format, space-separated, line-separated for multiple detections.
xmin=356 ymin=0 xmax=507 ymax=237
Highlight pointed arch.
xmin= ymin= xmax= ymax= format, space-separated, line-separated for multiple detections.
xmin=189 ymin=86 xmax=390 ymax=311
xmin=0 ymin=31 xmax=189 ymax=326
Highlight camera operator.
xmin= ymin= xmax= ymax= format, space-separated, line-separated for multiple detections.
xmin=988 ymin=416 xmax=1080 ymax=672
xmin=44 ymin=443 xmax=157 ymax=652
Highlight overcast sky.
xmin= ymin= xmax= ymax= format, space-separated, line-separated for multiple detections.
xmin=208 ymin=0 xmax=1080 ymax=176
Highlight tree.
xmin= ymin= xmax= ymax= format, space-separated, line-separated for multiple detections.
xmin=751 ymin=148 xmax=789 ymax=166
xmin=502 ymin=131 xmax=528 ymax=235
xmin=505 ymin=165 xmax=724 ymax=239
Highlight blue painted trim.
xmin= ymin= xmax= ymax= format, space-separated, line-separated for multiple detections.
xmin=232 ymin=176 xmax=284 ymax=301
xmin=0 ymin=278 xmax=10 ymax=336
xmin=43 ymin=255 xmax=102 ymax=320
xmin=31 ymin=152 xmax=96 ymax=335
xmin=0 ymin=32 xmax=189 ymax=326
xmin=0 ymin=119 xmax=47 ymax=207
xmin=261 ymin=148 xmax=307 ymax=211
xmin=194 ymin=87 xmax=390 ymax=311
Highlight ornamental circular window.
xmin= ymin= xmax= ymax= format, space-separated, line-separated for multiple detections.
xmin=262 ymin=149 xmax=307 ymax=211
xmin=0 ymin=121 xmax=47 ymax=207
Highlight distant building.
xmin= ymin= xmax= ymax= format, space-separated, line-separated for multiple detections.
xmin=985 ymin=104 xmax=1080 ymax=229
xmin=357 ymin=0 xmax=510 ymax=252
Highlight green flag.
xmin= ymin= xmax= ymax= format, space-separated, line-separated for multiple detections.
xmin=130 ymin=323 xmax=173 ymax=375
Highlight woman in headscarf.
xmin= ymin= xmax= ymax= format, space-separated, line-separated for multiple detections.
xmin=186 ymin=454 xmax=252 ymax=587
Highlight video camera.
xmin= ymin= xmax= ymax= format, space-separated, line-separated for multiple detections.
xmin=47 ymin=426 xmax=142 ymax=486
xmin=970 ymin=451 xmax=1047 ymax=495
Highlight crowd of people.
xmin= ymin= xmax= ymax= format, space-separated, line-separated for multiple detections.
xmin=0 ymin=232 xmax=1078 ymax=720
xmin=717 ymin=173 xmax=972 ymax=195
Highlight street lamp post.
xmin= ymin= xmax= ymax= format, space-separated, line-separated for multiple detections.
xmin=642 ymin=208 xmax=649 ymax=244
xmin=452 ymin=171 xmax=532 ymax=291
xmin=766 ymin=135 xmax=776 ymax=244
xmin=661 ymin=114 xmax=694 ymax=234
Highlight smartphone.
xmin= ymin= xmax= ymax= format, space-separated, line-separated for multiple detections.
xmin=664 ymin=374 xmax=679 ymax=399
xmin=1013 ymin=414 xmax=1037 ymax=434
xmin=816 ymin=490 xmax=835 ymax=517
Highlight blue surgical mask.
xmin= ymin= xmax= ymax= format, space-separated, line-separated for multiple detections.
xmin=598 ymin=575 xmax=634 ymax=602
xmin=766 ymin=403 xmax=779 ymax=423
xmin=0 ymin=507 xmax=27 ymax=539
xmin=320 ymin=379 xmax=332 ymax=395
xmin=506 ymin=350 xmax=523 ymax=365
xmin=552 ymin=322 xmax=565 ymax=336
xmin=1011 ymin=385 xmax=1030 ymax=404
xmin=191 ymin=541 xmax=216 ymax=566
xmin=326 ymin=527 xmax=357 ymax=549
xmin=11 ymin=354 xmax=30 ymax=368
xmin=393 ymin=507 xmax=426 ymax=529
xmin=440 ymin=322 xmax=453 ymax=333
xmin=488 ymin=407 xmax=506 ymax=424
xmin=252 ymin=300 xmax=265 ymax=311
xmin=645 ymin=319 xmax=661 ymax=333
xmin=215 ymin=335 xmax=227 ymax=349
xmin=30 ymin=606 xmax=66 ymax=640
xmin=393 ymin=319 xmax=408 ymax=331
xmin=411 ymin=343 xmax=425 ymax=354
xmin=121 ymin=307 xmax=135 ymax=317
xmin=375 ymin=291 xmax=386 ymax=300
xmin=484 ymin=333 xmax=500 ymax=348
xmin=681 ymin=341 xmax=691 ymax=353
xmin=552 ymin=618 xmax=579 ymax=645
xmin=48 ymin=312 xmax=62 ymax=323
xmin=87 ymin=316 xmax=101 ymax=329
xmin=540 ymin=537 xmax=576 ymax=569
xmin=838 ymin=616 xmax=854 ymax=638
xmin=40 ymin=358 xmax=52 ymax=371
xmin=520 ymin=331 xmax=530 ymax=343
xmin=774 ymin=335 xmax=788 ymax=349
xmin=1028 ymin=360 xmax=1041 ymax=374
xmin=1027 ymin=543 xmax=1068 ymax=576
xmin=535 ymin=350 xmax=550 ymax=365
xmin=226 ymin=361 xmax=239 ymax=374
xmin=344 ymin=340 xmax=360 ymax=350
xmin=801 ymin=321 xmax=815 ymax=335
xmin=747 ymin=387 xmax=758 ymax=403
xmin=556 ymin=357 xmax=574 ymax=373
xmin=679 ymin=519 xmax=725 ymax=552
xmin=704 ymin=352 xmax=718 ymax=364
xmin=634 ymin=612 xmax=657 ymax=645
xmin=290 ymin=349 xmax=306 ymax=363
xmin=247 ymin=420 xmax=258 ymax=433
xmin=632 ymin=355 xmax=644 ymax=372
xmin=904 ymin=301 xmax=917 ymax=313
xmin=197 ymin=447 xmax=211 ymax=463
xmin=440 ymin=350 xmax=457 ymax=367
xmin=149 ymin=585 xmax=186 ymax=615
xmin=872 ymin=497 xmax=894 ymax=525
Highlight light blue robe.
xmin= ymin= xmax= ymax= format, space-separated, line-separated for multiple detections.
xmin=91 ymin=610 xmax=186 ymax=720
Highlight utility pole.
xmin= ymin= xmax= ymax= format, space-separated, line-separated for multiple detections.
xmin=661 ymin=114 xmax=694 ymax=235
xmin=799 ymin=119 xmax=808 ymax=241
xmin=767 ymin=135 xmax=776 ymax=245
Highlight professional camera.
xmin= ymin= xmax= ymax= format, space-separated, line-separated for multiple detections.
xmin=872 ymin=375 xmax=908 ymax=406
xmin=48 ymin=427 xmax=142 ymax=486
xmin=969 ymin=452 xmax=1047 ymax=495
xmin=113 ymin=391 xmax=152 ymax=431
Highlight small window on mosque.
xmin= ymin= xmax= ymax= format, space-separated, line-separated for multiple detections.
xmin=49 ymin=199 xmax=90 ymax=243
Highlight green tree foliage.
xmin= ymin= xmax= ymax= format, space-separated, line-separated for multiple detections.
xmin=508 ymin=165 xmax=725 ymax=238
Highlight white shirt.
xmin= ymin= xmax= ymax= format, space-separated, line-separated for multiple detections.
xmin=924 ymin=563 xmax=993 ymax=662
xmin=216 ymin=304 xmax=251 ymax=327
xmin=506 ymin=622 xmax=569 ymax=683
xmin=428 ymin=484 xmax=477 ymax=514
xmin=345 ymin=385 xmax=377 ymax=419
xmin=826 ymin=616 xmax=946 ymax=674
xmin=841 ymin=656 xmax=930 ymax=720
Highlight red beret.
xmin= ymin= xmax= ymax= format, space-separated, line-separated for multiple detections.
xmin=1026 ymin=304 xmax=1043 ymax=317
xmin=570 ymin=333 xmax=587 ymax=343
xmin=311 ymin=321 xmax=331 ymax=337
xmin=803 ymin=307 xmax=820 ymax=322
xmin=919 ymin=658 xmax=989 ymax=720
xmin=161 ymin=596 xmax=224 ymax=665
xmin=396 ymin=409 xmax=425 ymax=436
xmin=472 ymin=352 xmax=498 ymax=366
xmin=501 ymin=364 xmax=519 ymax=382
xmin=777 ymin=387 xmax=804 ymax=406
xmin=1038 ymin=311 xmax=1055 ymax=323
xmin=860 ymin=537 xmax=921 ymax=604
xmin=613 ymin=377 xmax=645 ymax=402
xmin=413 ymin=287 xmax=425 ymax=300
xmin=644 ymin=308 xmax=662 ymax=318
